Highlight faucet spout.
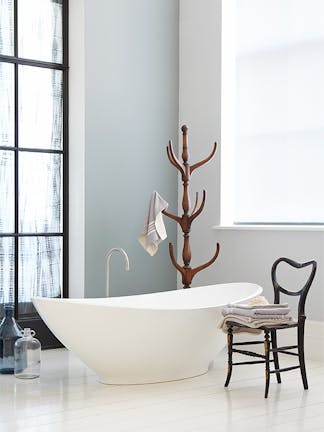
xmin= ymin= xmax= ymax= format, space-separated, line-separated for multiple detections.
xmin=105 ymin=248 xmax=130 ymax=297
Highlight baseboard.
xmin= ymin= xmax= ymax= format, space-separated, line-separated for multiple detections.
xmin=232 ymin=320 xmax=324 ymax=362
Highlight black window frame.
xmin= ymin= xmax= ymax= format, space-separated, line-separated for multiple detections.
xmin=0 ymin=0 xmax=69 ymax=348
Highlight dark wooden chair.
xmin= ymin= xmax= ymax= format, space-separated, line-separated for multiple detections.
xmin=224 ymin=257 xmax=317 ymax=398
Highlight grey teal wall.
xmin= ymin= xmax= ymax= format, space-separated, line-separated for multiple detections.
xmin=84 ymin=0 xmax=179 ymax=297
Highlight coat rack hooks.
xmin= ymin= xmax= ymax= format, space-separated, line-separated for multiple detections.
xmin=162 ymin=125 xmax=220 ymax=288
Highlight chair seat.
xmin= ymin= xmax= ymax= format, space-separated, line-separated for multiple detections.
xmin=226 ymin=320 xmax=298 ymax=331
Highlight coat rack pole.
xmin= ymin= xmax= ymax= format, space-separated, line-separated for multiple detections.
xmin=162 ymin=125 xmax=220 ymax=288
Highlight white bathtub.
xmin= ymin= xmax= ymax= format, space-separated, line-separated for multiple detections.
xmin=32 ymin=283 xmax=262 ymax=384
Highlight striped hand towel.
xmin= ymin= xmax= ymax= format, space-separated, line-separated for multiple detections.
xmin=138 ymin=191 xmax=169 ymax=256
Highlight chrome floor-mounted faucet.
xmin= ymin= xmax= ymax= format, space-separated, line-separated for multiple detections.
xmin=105 ymin=248 xmax=130 ymax=297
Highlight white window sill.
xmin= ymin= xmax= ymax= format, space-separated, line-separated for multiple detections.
xmin=212 ymin=224 xmax=324 ymax=232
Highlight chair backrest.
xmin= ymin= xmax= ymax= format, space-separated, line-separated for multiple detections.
xmin=271 ymin=257 xmax=317 ymax=320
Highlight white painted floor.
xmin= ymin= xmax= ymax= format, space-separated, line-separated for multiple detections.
xmin=0 ymin=348 xmax=323 ymax=432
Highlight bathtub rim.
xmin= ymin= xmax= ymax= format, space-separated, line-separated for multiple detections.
xmin=32 ymin=282 xmax=263 ymax=312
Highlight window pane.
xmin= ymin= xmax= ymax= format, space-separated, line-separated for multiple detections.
xmin=0 ymin=0 xmax=14 ymax=56
xmin=18 ymin=0 xmax=63 ymax=63
xmin=0 ymin=62 xmax=14 ymax=148
xmin=0 ymin=238 xmax=15 ymax=313
xmin=235 ymin=135 xmax=324 ymax=223
xmin=19 ymin=65 xmax=63 ymax=150
xmin=234 ymin=0 xmax=324 ymax=223
xmin=0 ymin=151 xmax=14 ymax=233
xmin=18 ymin=236 xmax=62 ymax=315
xmin=19 ymin=153 xmax=62 ymax=233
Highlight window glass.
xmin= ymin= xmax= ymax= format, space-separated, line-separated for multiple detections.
xmin=0 ymin=238 xmax=14 ymax=308
xmin=18 ymin=237 xmax=62 ymax=316
xmin=0 ymin=151 xmax=14 ymax=233
xmin=19 ymin=153 xmax=62 ymax=233
xmin=19 ymin=66 xmax=63 ymax=150
xmin=0 ymin=0 xmax=14 ymax=56
xmin=233 ymin=0 xmax=324 ymax=223
xmin=18 ymin=0 xmax=63 ymax=63
xmin=0 ymin=62 xmax=14 ymax=148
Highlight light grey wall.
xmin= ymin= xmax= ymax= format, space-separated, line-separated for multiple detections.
xmin=69 ymin=0 xmax=85 ymax=298
xmin=212 ymin=229 xmax=324 ymax=321
xmin=84 ymin=0 xmax=179 ymax=297
xmin=179 ymin=0 xmax=222 ymax=284
xmin=179 ymin=0 xmax=324 ymax=322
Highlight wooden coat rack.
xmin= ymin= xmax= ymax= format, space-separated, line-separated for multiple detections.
xmin=162 ymin=125 xmax=220 ymax=288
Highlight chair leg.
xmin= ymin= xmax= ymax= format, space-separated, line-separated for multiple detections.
xmin=264 ymin=330 xmax=271 ymax=398
xmin=224 ymin=326 xmax=233 ymax=387
xmin=298 ymin=323 xmax=308 ymax=390
xmin=271 ymin=329 xmax=281 ymax=384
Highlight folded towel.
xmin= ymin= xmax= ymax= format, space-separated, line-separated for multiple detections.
xmin=138 ymin=191 xmax=169 ymax=256
xmin=217 ymin=314 xmax=294 ymax=334
xmin=245 ymin=295 xmax=270 ymax=306
xmin=227 ymin=302 xmax=289 ymax=310
xmin=222 ymin=306 xmax=291 ymax=318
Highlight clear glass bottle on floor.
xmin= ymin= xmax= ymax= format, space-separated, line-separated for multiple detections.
xmin=14 ymin=328 xmax=41 ymax=379
xmin=0 ymin=304 xmax=22 ymax=374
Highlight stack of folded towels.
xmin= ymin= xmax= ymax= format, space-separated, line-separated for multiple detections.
xmin=217 ymin=296 xmax=293 ymax=333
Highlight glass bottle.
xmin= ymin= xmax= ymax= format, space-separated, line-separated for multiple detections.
xmin=14 ymin=328 xmax=41 ymax=379
xmin=0 ymin=304 xmax=22 ymax=374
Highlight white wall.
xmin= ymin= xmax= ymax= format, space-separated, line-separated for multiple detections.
xmin=178 ymin=0 xmax=222 ymax=287
xmin=179 ymin=0 xmax=324 ymax=322
xmin=69 ymin=0 xmax=85 ymax=298
xmin=213 ymin=228 xmax=324 ymax=321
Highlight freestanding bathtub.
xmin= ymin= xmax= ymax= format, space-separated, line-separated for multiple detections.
xmin=32 ymin=282 xmax=262 ymax=384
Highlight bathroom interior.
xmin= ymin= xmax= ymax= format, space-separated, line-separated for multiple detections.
xmin=0 ymin=0 xmax=324 ymax=431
